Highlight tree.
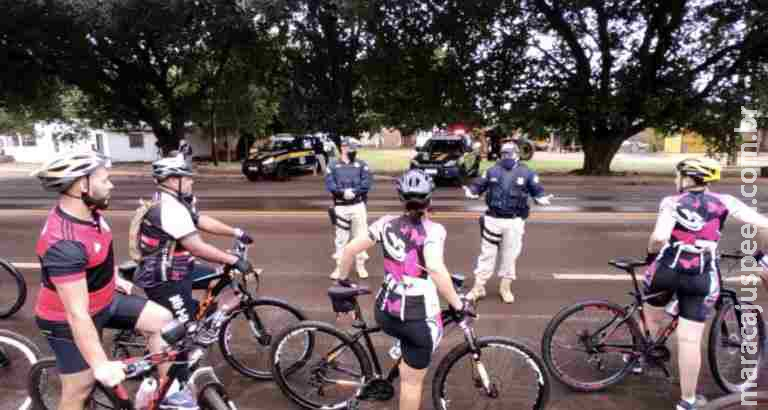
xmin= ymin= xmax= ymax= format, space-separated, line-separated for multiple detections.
xmin=494 ymin=0 xmax=768 ymax=174
xmin=2 ymin=0 xmax=279 ymax=154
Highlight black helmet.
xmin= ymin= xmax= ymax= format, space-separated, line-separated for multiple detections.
xmin=396 ymin=169 xmax=435 ymax=206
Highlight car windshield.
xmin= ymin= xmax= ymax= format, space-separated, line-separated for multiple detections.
xmin=424 ymin=139 xmax=464 ymax=153
xmin=264 ymin=139 xmax=295 ymax=151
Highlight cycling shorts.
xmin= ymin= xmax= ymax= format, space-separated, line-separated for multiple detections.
xmin=36 ymin=294 xmax=147 ymax=374
xmin=375 ymin=307 xmax=443 ymax=369
xmin=644 ymin=260 xmax=720 ymax=322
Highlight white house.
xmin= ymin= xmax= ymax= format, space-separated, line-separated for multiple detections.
xmin=0 ymin=122 xmax=209 ymax=163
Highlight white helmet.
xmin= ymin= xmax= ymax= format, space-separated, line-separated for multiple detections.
xmin=500 ymin=142 xmax=519 ymax=160
xmin=31 ymin=152 xmax=110 ymax=193
xmin=152 ymin=155 xmax=194 ymax=182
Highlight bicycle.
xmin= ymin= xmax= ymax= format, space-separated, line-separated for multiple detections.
xmin=271 ymin=274 xmax=550 ymax=410
xmin=0 ymin=258 xmax=27 ymax=319
xmin=0 ymin=329 xmax=41 ymax=410
xmin=28 ymin=260 xmax=261 ymax=410
xmin=541 ymin=254 xmax=765 ymax=394
xmin=701 ymin=391 xmax=768 ymax=410
xmin=110 ymin=238 xmax=307 ymax=380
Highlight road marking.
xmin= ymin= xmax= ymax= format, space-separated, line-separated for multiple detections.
xmin=9 ymin=262 xmax=39 ymax=269
xmin=553 ymin=273 xmax=754 ymax=283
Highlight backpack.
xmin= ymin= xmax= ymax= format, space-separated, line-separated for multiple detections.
xmin=128 ymin=198 xmax=176 ymax=263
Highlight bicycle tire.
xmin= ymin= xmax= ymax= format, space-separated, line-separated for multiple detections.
xmin=201 ymin=386 xmax=234 ymax=410
xmin=0 ymin=259 xmax=27 ymax=319
xmin=708 ymin=299 xmax=766 ymax=394
xmin=701 ymin=391 xmax=768 ymax=410
xmin=0 ymin=329 xmax=40 ymax=410
xmin=432 ymin=336 xmax=550 ymax=410
xmin=271 ymin=320 xmax=372 ymax=410
xmin=28 ymin=358 xmax=122 ymax=410
xmin=541 ymin=300 xmax=643 ymax=392
xmin=219 ymin=297 xmax=307 ymax=380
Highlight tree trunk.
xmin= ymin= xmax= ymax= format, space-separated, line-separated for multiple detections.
xmin=211 ymin=108 xmax=219 ymax=167
xmin=580 ymin=134 xmax=624 ymax=175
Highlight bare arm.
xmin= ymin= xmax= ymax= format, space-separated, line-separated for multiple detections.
xmin=55 ymin=280 xmax=110 ymax=368
xmin=180 ymin=233 xmax=238 ymax=265
xmin=197 ymin=215 xmax=237 ymax=237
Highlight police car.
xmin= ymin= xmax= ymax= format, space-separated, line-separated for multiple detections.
xmin=410 ymin=133 xmax=482 ymax=183
xmin=242 ymin=133 xmax=326 ymax=181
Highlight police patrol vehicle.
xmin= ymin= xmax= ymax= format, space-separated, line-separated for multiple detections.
xmin=409 ymin=133 xmax=482 ymax=183
xmin=242 ymin=133 xmax=326 ymax=181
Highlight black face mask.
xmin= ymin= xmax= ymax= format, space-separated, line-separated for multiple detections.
xmin=347 ymin=152 xmax=357 ymax=162
xmin=180 ymin=192 xmax=195 ymax=206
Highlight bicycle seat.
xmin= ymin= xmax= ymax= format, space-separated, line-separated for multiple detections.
xmin=118 ymin=261 xmax=138 ymax=282
xmin=328 ymin=285 xmax=372 ymax=300
xmin=609 ymin=257 xmax=648 ymax=272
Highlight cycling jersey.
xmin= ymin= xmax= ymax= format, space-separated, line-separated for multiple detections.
xmin=134 ymin=190 xmax=200 ymax=289
xmin=34 ymin=206 xmax=116 ymax=322
xmin=369 ymin=215 xmax=445 ymax=321
xmin=645 ymin=191 xmax=768 ymax=321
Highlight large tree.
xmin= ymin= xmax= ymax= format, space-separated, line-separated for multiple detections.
xmin=498 ymin=0 xmax=767 ymax=174
xmin=2 ymin=0 xmax=279 ymax=153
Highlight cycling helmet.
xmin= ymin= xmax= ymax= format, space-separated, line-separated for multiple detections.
xmin=31 ymin=152 xmax=110 ymax=193
xmin=396 ymin=169 xmax=435 ymax=206
xmin=500 ymin=142 xmax=519 ymax=160
xmin=675 ymin=158 xmax=721 ymax=184
xmin=152 ymin=155 xmax=194 ymax=182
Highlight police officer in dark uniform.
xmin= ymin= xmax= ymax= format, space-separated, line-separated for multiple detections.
xmin=463 ymin=143 xmax=552 ymax=303
xmin=326 ymin=138 xmax=372 ymax=279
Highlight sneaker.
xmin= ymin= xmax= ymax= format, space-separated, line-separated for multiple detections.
xmin=329 ymin=267 xmax=341 ymax=280
xmin=499 ymin=279 xmax=515 ymax=304
xmin=356 ymin=262 xmax=369 ymax=279
xmin=676 ymin=399 xmax=697 ymax=410
xmin=467 ymin=285 xmax=486 ymax=301
xmin=160 ymin=389 xmax=199 ymax=410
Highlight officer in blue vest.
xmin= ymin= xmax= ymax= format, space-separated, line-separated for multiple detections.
xmin=464 ymin=142 xmax=552 ymax=303
xmin=326 ymin=138 xmax=372 ymax=279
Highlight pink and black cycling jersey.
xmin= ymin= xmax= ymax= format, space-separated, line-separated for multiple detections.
xmin=368 ymin=215 xmax=445 ymax=321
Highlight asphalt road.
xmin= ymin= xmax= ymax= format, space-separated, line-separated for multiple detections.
xmin=1 ymin=172 xmax=767 ymax=410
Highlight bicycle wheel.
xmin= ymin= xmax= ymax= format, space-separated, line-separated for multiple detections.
xmin=0 ymin=329 xmax=40 ymax=410
xmin=433 ymin=336 xmax=550 ymax=410
xmin=0 ymin=259 xmax=26 ymax=319
xmin=542 ymin=300 xmax=643 ymax=392
xmin=709 ymin=299 xmax=766 ymax=394
xmin=28 ymin=358 xmax=121 ymax=410
xmin=271 ymin=320 xmax=372 ymax=410
xmin=701 ymin=391 xmax=768 ymax=410
xmin=219 ymin=297 xmax=307 ymax=380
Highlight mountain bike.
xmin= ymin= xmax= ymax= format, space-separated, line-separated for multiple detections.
xmin=0 ymin=258 xmax=27 ymax=319
xmin=28 ymin=263 xmax=258 ymax=410
xmin=0 ymin=329 xmax=41 ymax=410
xmin=110 ymin=238 xmax=306 ymax=380
xmin=541 ymin=254 xmax=765 ymax=394
xmin=271 ymin=274 xmax=550 ymax=410
xmin=701 ymin=391 xmax=768 ymax=409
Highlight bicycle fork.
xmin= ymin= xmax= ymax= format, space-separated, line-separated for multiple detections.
xmin=462 ymin=322 xmax=498 ymax=398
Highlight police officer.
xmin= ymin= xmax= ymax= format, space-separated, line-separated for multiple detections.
xmin=463 ymin=142 xmax=552 ymax=303
xmin=326 ymin=138 xmax=372 ymax=279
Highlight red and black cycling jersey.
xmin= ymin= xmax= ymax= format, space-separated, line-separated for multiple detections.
xmin=34 ymin=206 xmax=115 ymax=322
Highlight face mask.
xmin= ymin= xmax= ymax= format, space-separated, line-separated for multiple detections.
xmin=180 ymin=193 xmax=195 ymax=206
xmin=500 ymin=158 xmax=518 ymax=169
xmin=347 ymin=152 xmax=357 ymax=162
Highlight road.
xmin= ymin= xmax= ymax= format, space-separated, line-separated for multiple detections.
xmin=0 ymin=172 xmax=767 ymax=410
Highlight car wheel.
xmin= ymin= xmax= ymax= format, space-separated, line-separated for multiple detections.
xmin=273 ymin=163 xmax=289 ymax=181
xmin=242 ymin=162 xmax=260 ymax=182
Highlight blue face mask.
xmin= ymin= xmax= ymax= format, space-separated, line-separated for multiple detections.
xmin=500 ymin=158 xmax=518 ymax=169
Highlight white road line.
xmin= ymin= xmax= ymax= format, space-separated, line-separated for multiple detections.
xmin=8 ymin=262 xmax=39 ymax=269
xmin=553 ymin=273 xmax=752 ymax=283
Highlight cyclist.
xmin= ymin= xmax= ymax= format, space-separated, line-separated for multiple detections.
xmin=326 ymin=137 xmax=372 ymax=279
xmin=644 ymin=158 xmax=768 ymax=410
xmin=335 ymin=169 xmax=473 ymax=410
xmin=463 ymin=142 xmax=552 ymax=303
xmin=133 ymin=155 xmax=254 ymax=325
xmin=31 ymin=152 xmax=174 ymax=410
